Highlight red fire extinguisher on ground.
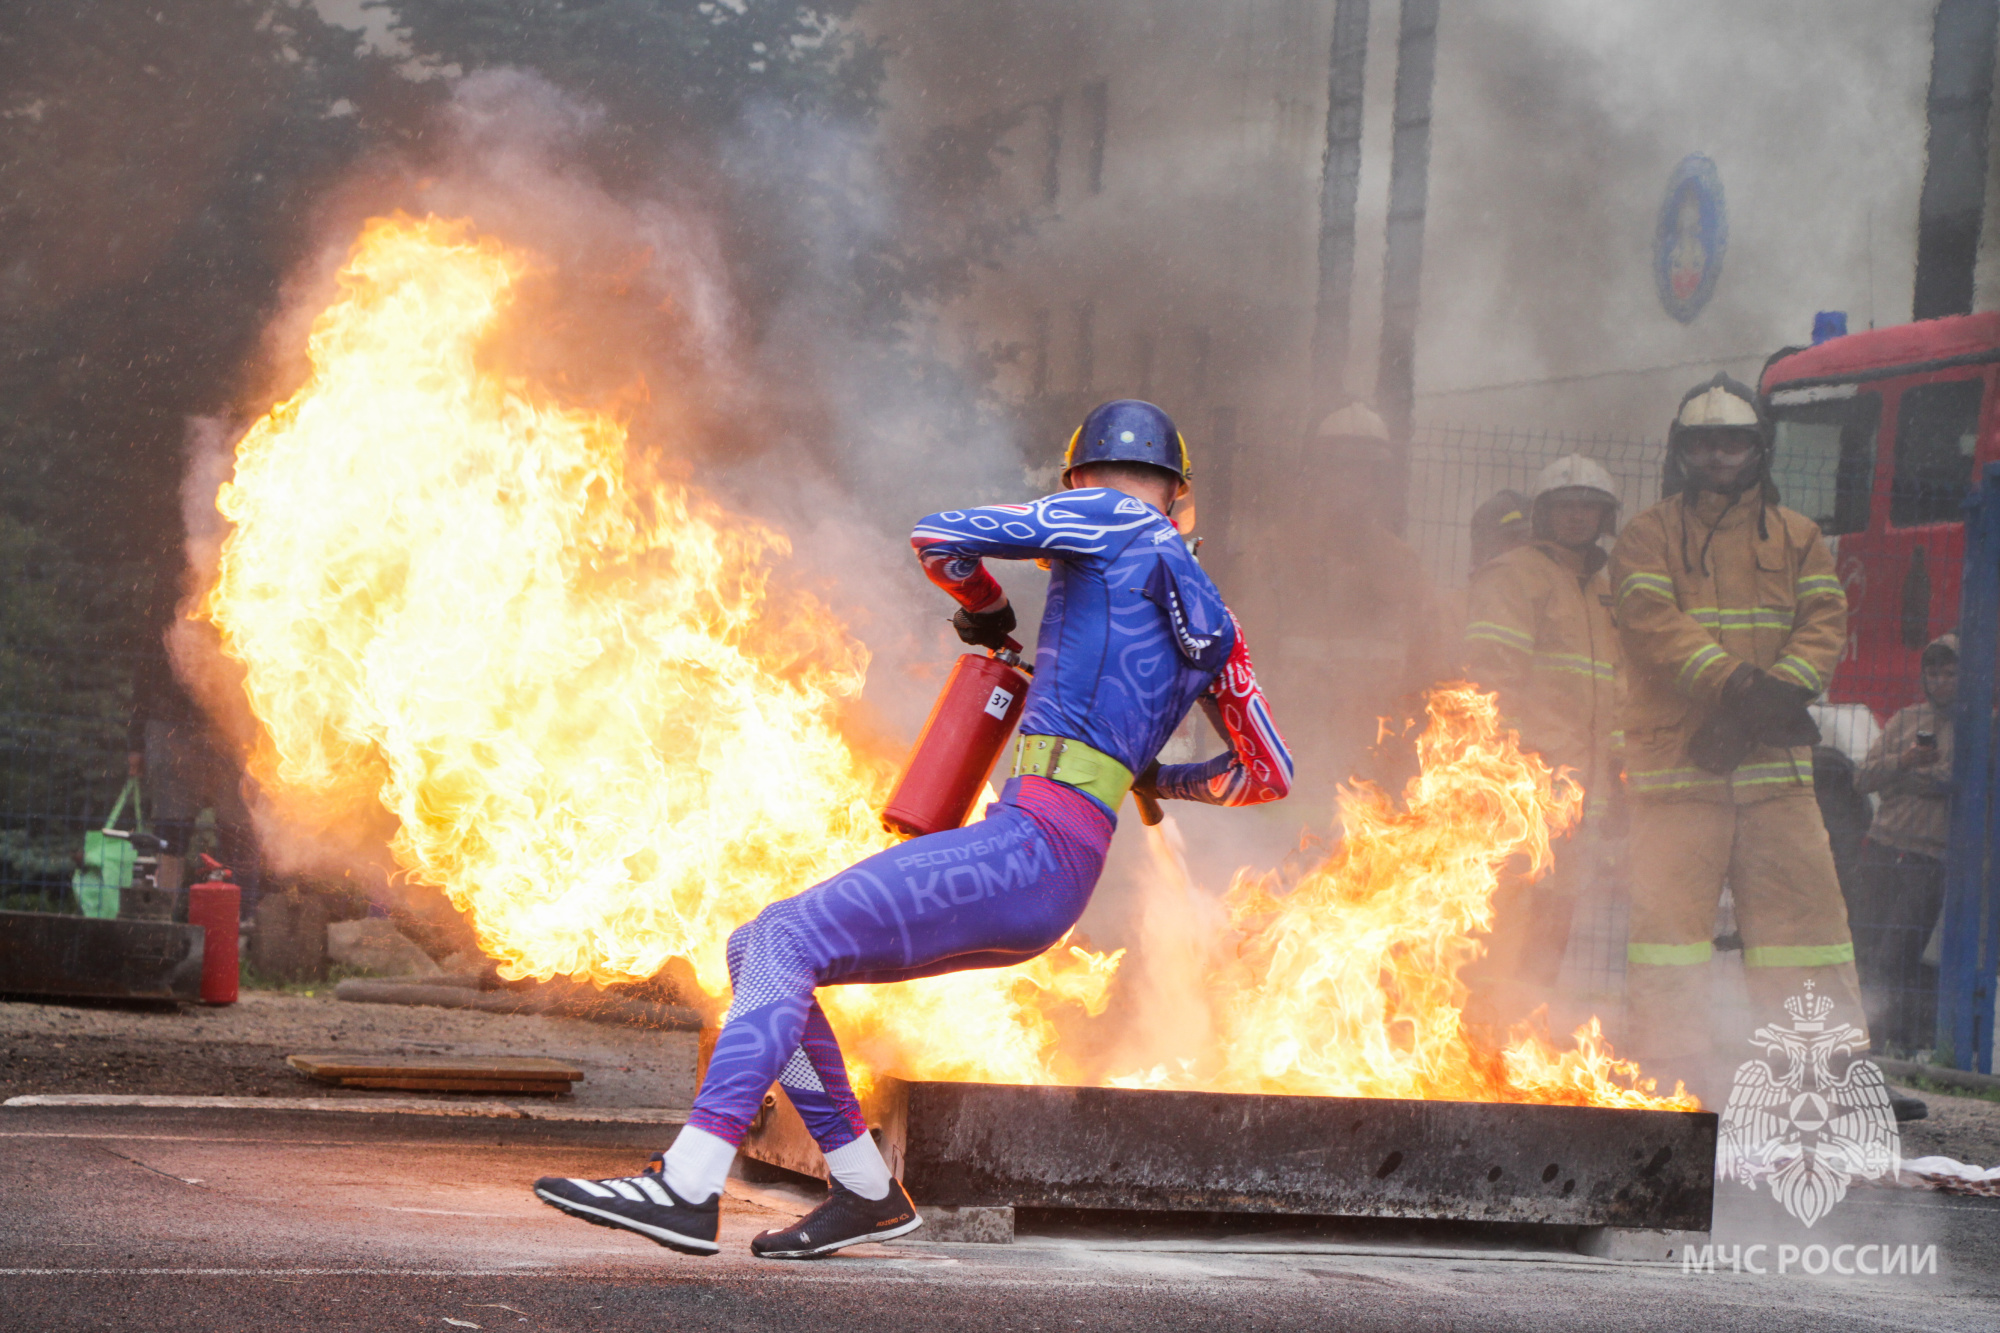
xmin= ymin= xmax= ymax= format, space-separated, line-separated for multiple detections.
xmin=881 ymin=640 xmax=1032 ymax=838
xmin=185 ymin=854 xmax=240 ymax=1006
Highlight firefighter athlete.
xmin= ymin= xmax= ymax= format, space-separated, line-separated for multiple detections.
xmin=533 ymin=400 xmax=1292 ymax=1258
xmin=1611 ymin=374 xmax=1860 ymax=1097
xmin=1460 ymin=455 xmax=1621 ymax=1024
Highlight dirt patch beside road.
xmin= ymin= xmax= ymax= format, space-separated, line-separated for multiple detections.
xmin=1891 ymin=1076 xmax=2000 ymax=1167
xmin=0 ymin=989 xmax=698 ymax=1109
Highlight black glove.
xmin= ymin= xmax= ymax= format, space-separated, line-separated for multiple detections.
xmin=1738 ymin=668 xmax=1821 ymax=748
xmin=1688 ymin=706 xmax=1756 ymax=775
xmin=1718 ymin=662 xmax=1759 ymax=707
xmin=951 ymin=601 xmax=1016 ymax=650
xmin=1690 ymin=666 xmax=1819 ymax=774
xmin=1130 ymin=761 xmax=1164 ymax=826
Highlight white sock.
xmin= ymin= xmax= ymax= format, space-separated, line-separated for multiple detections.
xmin=658 ymin=1125 xmax=737 ymax=1204
xmin=824 ymin=1133 xmax=893 ymax=1201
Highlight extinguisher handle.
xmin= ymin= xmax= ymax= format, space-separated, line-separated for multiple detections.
xmin=991 ymin=638 xmax=1033 ymax=674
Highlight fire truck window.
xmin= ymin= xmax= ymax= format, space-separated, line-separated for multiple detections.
xmin=1770 ymin=390 xmax=1880 ymax=536
xmin=1891 ymin=378 xmax=1984 ymax=527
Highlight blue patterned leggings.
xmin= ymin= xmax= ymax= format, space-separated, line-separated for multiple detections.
xmin=687 ymin=775 xmax=1114 ymax=1151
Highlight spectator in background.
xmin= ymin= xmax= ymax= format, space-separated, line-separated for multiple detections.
xmin=1851 ymin=633 xmax=1957 ymax=1054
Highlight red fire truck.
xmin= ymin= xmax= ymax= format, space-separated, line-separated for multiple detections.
xmin=1760 ymin=312 xmax=2000 ymax=722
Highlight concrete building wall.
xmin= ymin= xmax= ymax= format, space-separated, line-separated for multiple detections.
xmin=864 ymin=0 xmax=1962 ymax=606
xmin=1414 ymin=1 xmax=1933 ymax=438
xmin=864 ymin=0 xmax=1335 ymax=561
xmin=870 ymin=1 xmax=1945 ymax=444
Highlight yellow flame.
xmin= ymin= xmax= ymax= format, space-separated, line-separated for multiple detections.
xmin=199 ymin=214 xmax=1683 ymax=1112
xmin=198 ymin=214 xmax=1114 ymax=1081
xmin=1115 ymin=685 xmax=1694 ymax=1110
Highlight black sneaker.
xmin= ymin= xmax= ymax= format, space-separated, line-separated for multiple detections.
xmin=750 ymin=1179 xmax=923 ymax=1259
xmin=533 ymin=1163 xmax=719 ymax=1255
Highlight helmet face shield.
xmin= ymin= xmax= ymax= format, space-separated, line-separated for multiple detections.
xmin=1533 ymin=489 xmax=1619 ymax=543
xmin=1677 ymin=426 xmax=1763 ymax=457
xmin=1541 ymin=485 xmax=1619 ymax=511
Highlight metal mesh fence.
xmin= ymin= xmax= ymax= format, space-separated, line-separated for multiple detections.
xmin=1405 ymin=422 xmax=1663 ymax=591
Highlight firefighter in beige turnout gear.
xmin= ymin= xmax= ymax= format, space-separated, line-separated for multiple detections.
xmin=1611 ymin=374 xmax=1861 ymax=1096
xmin=1461 ymin=456 xmax=1621 ymax=1026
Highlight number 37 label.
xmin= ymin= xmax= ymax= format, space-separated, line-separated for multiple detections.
xmin=984 ymin=687 xmax=1014 ymax=720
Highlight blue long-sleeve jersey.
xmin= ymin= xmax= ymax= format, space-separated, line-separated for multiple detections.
xmin=911 ymin=488 xmax=1291 ymax=813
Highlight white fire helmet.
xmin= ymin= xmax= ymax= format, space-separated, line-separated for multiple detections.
xmin=1675 ymin=382 xmax=1761 ymax=430
xmin=1530 ymin=454 xmax=1620 ymax=540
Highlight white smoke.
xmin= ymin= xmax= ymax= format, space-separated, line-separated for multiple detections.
xmin=170 ymin=69 xmax=1045 ymax=881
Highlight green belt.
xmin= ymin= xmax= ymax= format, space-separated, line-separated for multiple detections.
xmin=1014 ymin=734 xmax=1135 ymax=809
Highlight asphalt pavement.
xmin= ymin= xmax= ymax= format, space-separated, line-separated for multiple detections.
xmin=2 ymin=1102 xmax=1996 ymax=1333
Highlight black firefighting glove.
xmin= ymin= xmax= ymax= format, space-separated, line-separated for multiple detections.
xmin=1130 ymin=760 xmax=1162 ymax=800
xmin=1717 ymin=662 xmax=1759 ymax=708
xmin=951 ymin=600 xmax=1017 ymax=651
xmin=1130 ymin=760 xmax=1165 ymax=826
xmin=1689 ymin=665 xmax=1819 ymax=775
xmin=1739 ymin=668 xmax=1822 ymax=749
xmin=1687 ymin=706 xmax=1756 ymax=775
xmin=1688 ymin=664 xmax=1759 ymax=775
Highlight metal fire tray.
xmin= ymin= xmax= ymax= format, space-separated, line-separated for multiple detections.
xmin=739 ymin=1077 xmax=1716 ymax=1233
xmin=0 ymin=909 xmax=204 ymax=1002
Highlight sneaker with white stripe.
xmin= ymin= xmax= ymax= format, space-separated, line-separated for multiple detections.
xmin=532 ymin=1164 xmax=720 ymax=1255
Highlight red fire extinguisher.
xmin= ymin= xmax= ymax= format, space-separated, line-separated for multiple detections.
xmin=185 ymin=854 xmax=240 ymax=1006
xmin=881 ymin=639 xmax=1031 ymax=838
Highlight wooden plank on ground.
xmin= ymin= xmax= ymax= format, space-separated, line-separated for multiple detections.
xmin=287 ymin=1053 xmax=583 ymax=1094
xmin=335 ymin=1077 xmax=578 ymax=1094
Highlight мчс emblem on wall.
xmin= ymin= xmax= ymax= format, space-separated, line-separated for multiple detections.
xmin=1717 ymin=982 xmax=1899 ymax=1228
xmin=1655 ymin=153 xmax=1728 ymax=323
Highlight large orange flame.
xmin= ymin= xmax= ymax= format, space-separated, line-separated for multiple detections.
xmin=197 ymin=214 xmax=1114 ymax=1084
xmin=197 ymin=214 xmax=1685 ymax=1111
xmin=1113 ymin=686 xmax=1695 ymax=1110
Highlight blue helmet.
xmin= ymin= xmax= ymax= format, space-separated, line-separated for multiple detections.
xmin=1062 ymin=399 xmax=1192 ymax=484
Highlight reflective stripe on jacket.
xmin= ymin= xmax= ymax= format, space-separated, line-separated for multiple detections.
xmin=1609 ymin=490 xmax=1846 ymax=804
xmin=1463 ymin=540 xmax=1620 ymax=814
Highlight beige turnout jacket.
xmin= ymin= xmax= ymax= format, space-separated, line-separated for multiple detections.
xmin=1463 ymin=540 xmax=1621 ymax=816
xmin=1609 ymin=489 xmax=1847 ymax=804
